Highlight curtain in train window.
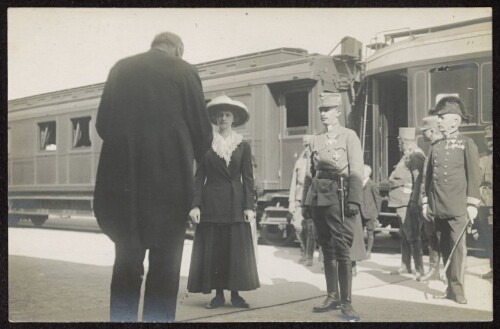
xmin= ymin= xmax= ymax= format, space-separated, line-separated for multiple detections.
xmin=429 ymin=63 xmax=478 ymax=124
xmin=481 ymin=63 xmax=492 ymax=123
xmin=71 ymin=117 xmax=92 ymax=148
xmin=38 ymin=121 xmax=57 ymax=151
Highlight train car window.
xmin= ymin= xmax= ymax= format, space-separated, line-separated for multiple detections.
xmin=71 ymin=117 xmax=92 ymax=148
xmin=38 ymin=121 xmax=57 ymax=151
xmin=429 ymin=63 xmax=478 ymax=124
xmin=285 ymin=91 xmax=308 ymax=135
xmin=481 ymin=63 xmax=492 ymax=123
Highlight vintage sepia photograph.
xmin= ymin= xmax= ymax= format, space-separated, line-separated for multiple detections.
xmin=7 ymin=7 xmax=492 ymax=323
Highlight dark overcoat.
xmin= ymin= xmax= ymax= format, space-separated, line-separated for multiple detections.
xmin=192 ymin=140 xmax=254 ymax=223
xmin=360 ymin=178 xmax=381 ymax=220
xmin=94 ymin=48 xmax=213 ymax=248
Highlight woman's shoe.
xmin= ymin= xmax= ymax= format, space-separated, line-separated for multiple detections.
xmin=206 ymin=295 xmax=225 ymax=309
xmin=231 ymin=295 xmax=250 ymax=308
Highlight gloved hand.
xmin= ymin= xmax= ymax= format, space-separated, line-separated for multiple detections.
xmin=422 ymin=203 xmax=429 ymax=220
xmin=345 ymin=202 xmax=359 ymax=217
xmin=466 ymin=206 xmax=478 ymax=224
xmin=301 ymin=206 xmax=311 ymax=219
xmin=189 ymin=207 xmax=201 ymax=224
xmin=244 ymin=209 xmax=255 ymax=223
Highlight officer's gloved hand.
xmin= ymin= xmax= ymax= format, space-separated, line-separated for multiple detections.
xmin=345 ymin=202 xmax=359 ymax=217
xmin=466 ymin=206 xmax=478 ymax=224
xmin=301 ymin=206 xmax=311 ymax=219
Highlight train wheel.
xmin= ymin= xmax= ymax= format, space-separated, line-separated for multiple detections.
xmin=260 ymin=224 xmax=296 ymax=246
xmin=31 ymin=216 xmax=48 ymax=227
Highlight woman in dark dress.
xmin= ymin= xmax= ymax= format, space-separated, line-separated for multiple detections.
xmin=188 ymin=95 xmax=260 ymax=309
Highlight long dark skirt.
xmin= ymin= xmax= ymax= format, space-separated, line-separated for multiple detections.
xmin=187 ymin=222 xmax=260 ymax=293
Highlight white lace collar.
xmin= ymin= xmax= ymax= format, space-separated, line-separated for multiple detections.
xmin=211 ymin=130 xmax=243 ymax=166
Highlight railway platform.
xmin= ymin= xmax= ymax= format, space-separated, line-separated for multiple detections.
xmin=8 ymin=227 xmax=493 ymax=323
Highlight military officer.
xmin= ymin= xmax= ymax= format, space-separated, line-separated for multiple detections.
xmin=478 ymin=125 xmax=493 ymax=279
xmin=302 ymin=92 xmax=364 ymax=322
xmin=419 ymin=115 xmax=444 ymax=281
xmin=423 ymin=96 xmax=481 ymax=304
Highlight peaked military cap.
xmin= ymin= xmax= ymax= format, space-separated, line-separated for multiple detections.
xmin=420 ymin=115 xmax=439 ymax=131
xmin=318 ymin=92 xmax=342 ymax=108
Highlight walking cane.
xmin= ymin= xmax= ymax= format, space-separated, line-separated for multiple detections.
xmin=439 ymin=215 xmax=472 ymax=282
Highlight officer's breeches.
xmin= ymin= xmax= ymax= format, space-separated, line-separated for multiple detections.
xmin=435 ymin=214 xmax=468 ymax=297
xmin=312 ymin=205 xmax=354 ymax=262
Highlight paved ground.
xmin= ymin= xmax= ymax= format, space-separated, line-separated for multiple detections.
xmin=8 ymin=227 xmax=493 ymax=323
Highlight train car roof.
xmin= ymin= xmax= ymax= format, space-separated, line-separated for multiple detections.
xmin=9 ymin=47 xmax=332 ymax=112
xmin=365 ymin=16 xmax=492 ymax=76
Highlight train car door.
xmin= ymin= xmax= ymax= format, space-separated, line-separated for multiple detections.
xmin=278 ymin=90 xmax=311 ymax=190
xmin=370 ymin=71 xmax=408 ymax=185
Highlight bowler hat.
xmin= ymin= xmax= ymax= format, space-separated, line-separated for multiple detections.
xmin=419 ymin=116 xmax=439 ymax=131
xmin=485 ymin=125 xmax=493 ymax=139
xmin=207 ymin=95 xmax=249 ymax=127
xmin=398 ymin=127 xmax=416 ymax=140
xmin=318 ymin=92 xmax=342 ymax=108
xmin=430 ymin=96 xmax=470 ymax=122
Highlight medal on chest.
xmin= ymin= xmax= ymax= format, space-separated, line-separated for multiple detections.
xmin=325 ymin=132 xmax=338 ymax=145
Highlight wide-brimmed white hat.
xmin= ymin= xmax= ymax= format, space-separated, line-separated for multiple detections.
xmin=207 ymin=95 xmax=249 ymax=127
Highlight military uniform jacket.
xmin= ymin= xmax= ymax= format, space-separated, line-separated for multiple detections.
xmin=423 ymin=134 xmax=481 ymax=219
xmin=302 ymin=124 xmax=364 ymax=207
xmin=289 ymin=151 xmax=308 ymax=204
xmin=479 ymin=153 xmax=493 ymax=207
xmin=388 ymin=149 xmax=425 ymax=208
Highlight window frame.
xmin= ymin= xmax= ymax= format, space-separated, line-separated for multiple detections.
xmin=37 ymin=119 xmax=58 ymax=153
xmin=69 ymin=115 xmax=93 ymax=150
xmin=282 ymin=89 xmax=310 ymax=137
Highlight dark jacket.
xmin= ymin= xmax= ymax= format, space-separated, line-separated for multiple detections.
xmin=93 ymin=48 xmax=213 ymax=247
xmin=361 ymin=178 xmax=381 ymax=220
xmin=423 ymin=134 xmax=481 ymax=219
xmin=192 ymin=140 xmax=254 ymax=223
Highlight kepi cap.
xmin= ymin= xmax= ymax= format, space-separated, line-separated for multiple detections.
xmin=207 ymin=95 xmax=249 ymax=127
xmin=318 ymin=92 xmax=342 ymax=108
xmin=398 ymin=127 xmax=416 ymax=140
xmin=419 ymin=116 xmax=439 ymax=131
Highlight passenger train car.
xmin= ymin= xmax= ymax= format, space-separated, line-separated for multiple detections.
xmin=8 ymin=37 xmax=364 ymax=228
xmin=8 ymin=17 xmax=492 ymax=240
xmin=361 ymin=16 xmax=492 ymax=230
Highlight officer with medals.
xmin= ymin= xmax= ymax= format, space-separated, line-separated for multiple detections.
xmin=302 ymin=92 xmax=364 ymax=322
xmin=478 ymin=125 xmax=493 ymax=279
xmin=423 ymin=96 xmax=481 ymax=304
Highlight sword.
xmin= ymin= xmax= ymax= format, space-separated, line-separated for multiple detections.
xmin=338 ymin=176 xmax=345 ymax=223
xmin=440 ymin=215 xmax=472 ymax=282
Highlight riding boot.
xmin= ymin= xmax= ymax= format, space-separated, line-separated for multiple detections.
xmin=312 ymin=260 xmax=340 ymax=312
xmin=338 ymin=260 xmax=360 ymax=322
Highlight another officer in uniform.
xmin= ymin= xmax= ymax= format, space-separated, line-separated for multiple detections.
xmin=478 ymin=125 xmax=493 ymax=279
xmin=302 ymin=92 xmax=364 ymax=322
xmin=419 ymin=115 xmax=444 ymax=281
xmin=423 ymin=96 xmax=481 ymax=304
